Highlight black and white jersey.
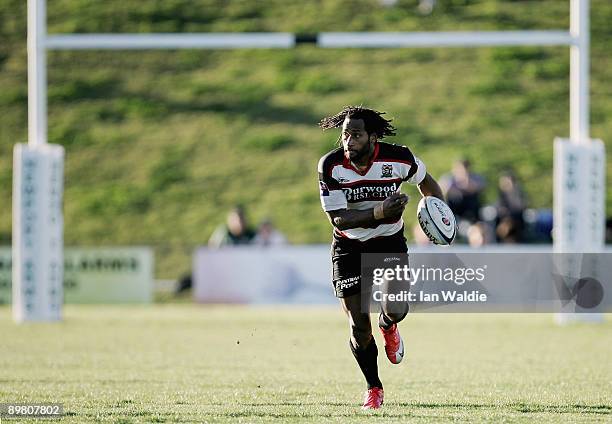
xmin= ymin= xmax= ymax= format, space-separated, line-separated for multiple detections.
xmin=318 ymin=142 xmax=426 ymax=241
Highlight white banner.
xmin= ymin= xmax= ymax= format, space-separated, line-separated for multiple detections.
xmin=12 ymin=143 xmax=64 ymax=322
xmin=193 ymin=246 xmax=334 ymax=304
xmin=0 ymin=247 xmax=153 ymax=304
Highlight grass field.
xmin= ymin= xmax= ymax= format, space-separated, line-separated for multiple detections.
xmin=0 ymin=305 xmax=610 ymax=423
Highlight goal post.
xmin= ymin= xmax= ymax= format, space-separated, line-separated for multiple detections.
xmin=17 ymin=0 xmax=604 ymax=321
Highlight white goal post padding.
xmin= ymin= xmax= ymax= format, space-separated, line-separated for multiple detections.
xmin=12 ymin=143 xmax=64 ymax=322
xmin=554 ymin=138 xmax=605 ymax=251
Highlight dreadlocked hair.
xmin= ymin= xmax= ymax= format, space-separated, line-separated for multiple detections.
xmin=318 ymin=106 xmax=397 ymax=142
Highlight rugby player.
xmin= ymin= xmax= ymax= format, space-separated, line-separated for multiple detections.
xmin=318 ymin=106 xmax=444 ymax=410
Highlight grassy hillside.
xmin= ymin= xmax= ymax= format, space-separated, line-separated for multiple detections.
xmin=1 ymin=1 xmax=611 ymax=277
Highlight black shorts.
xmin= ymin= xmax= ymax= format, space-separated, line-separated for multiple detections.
xmin=331 ymin=228 xmax=408 ymax=298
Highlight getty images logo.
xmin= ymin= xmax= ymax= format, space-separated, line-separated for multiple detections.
xmin=383 ymin=257 xmax=401 ymax=263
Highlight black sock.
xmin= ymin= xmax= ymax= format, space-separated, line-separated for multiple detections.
xmin=378 ymin=312 xmax=395 ymax=330
xmin=379 ymin=305 xmax=409 ymax=330
xmin=350 ymin=338 xmax=382 ymax=389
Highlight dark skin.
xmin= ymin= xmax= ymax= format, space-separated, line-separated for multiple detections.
xmin=326 ymin=117 xmax=445 ymax=350
xmin=326 ymin=118 xmax=444 ymax=231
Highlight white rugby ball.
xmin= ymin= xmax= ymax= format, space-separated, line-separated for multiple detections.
xmin=416 ymin=196 xmax=457 ymax=245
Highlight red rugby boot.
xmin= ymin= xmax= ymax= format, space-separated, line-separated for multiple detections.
xmin=380 ymin=323 xmax=404 ymax=364
xmin=361 ymin=387 xmax=384 ymax=410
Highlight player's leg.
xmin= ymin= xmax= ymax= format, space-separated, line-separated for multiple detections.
xmin=378 ymin=301 xmax=407 ymax=365
xmin=340 ymin=293 xmax=382 ymax=389
xmin=379 ymin=302 xmax=409 ymax=329
xmin=374 ymin=230 xmax=410 ymax=364
xmin=332 ymin=239 xmax=384 ymax=408
xmin=378 ymin=266 xmax=409 ymax=329
xmin=340 ymin=293 xmax=384 ymax=409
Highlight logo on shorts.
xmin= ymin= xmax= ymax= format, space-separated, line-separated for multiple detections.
xmin=336 ymin=276 xmax=360 ymax=290
xmin=319 ymin=181 xmax=329 ymax=196
xmin=381 ymin=164 xmax=393 ymax=178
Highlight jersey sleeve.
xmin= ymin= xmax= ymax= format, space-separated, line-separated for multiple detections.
xmin=317 ymin=154 xmax=347 ymax=212
xmin=403 ymin=155 xmax=427 ymax=185
xmin=385 ymin=144 xmax=427 ymax=185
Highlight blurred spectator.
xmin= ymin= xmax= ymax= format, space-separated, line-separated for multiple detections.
xmin=208 ymin=205 xmax=256 ymax=248
xmin=467 ymin=221 xmax=493 ymax=247
xmin=496 ymin=216 xmax=521 ymax=243
xmin=418 ymin=0 xmax=436 ymax=14
xmin=606 ymin=218 xmax=612 ymax=244
xmin=176 ymin=206 xmax=255 ymax=294
xmin=440 ymin=159 xmax=486 ymax=223
xmin=495 ymin=170 xmax=527 ymax=242
xmin=253 ymin=218 xmax=287 ymax=247
xmin=523 ymin=208 xmax=553 ymax=243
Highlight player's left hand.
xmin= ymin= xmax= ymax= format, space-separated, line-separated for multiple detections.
xmin=382 ymin=193 xmax=409 ymax=218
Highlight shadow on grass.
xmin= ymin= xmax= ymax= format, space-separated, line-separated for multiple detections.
xmin=61 ymin=401 xmax=612 ymax=421
xmin=219 ymin=410 xmax=427 ymax=419
xmin=396 ymin=402 xmax=611 ymax=415
xmin=228 ymin=401 xmax=611 ymax=416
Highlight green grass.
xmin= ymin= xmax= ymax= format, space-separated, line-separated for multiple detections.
xmin=0 ymin=305 xmax=610 ymax=422
xmin=1 ymin=1 xmax=612 ymax=277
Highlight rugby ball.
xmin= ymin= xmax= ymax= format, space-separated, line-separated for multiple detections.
xmin=416 ymin=196 xmax=457 ymax=245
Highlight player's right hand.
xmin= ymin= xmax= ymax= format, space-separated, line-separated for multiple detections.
xmin=382 ymin=193 xmax=409 ymax=218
